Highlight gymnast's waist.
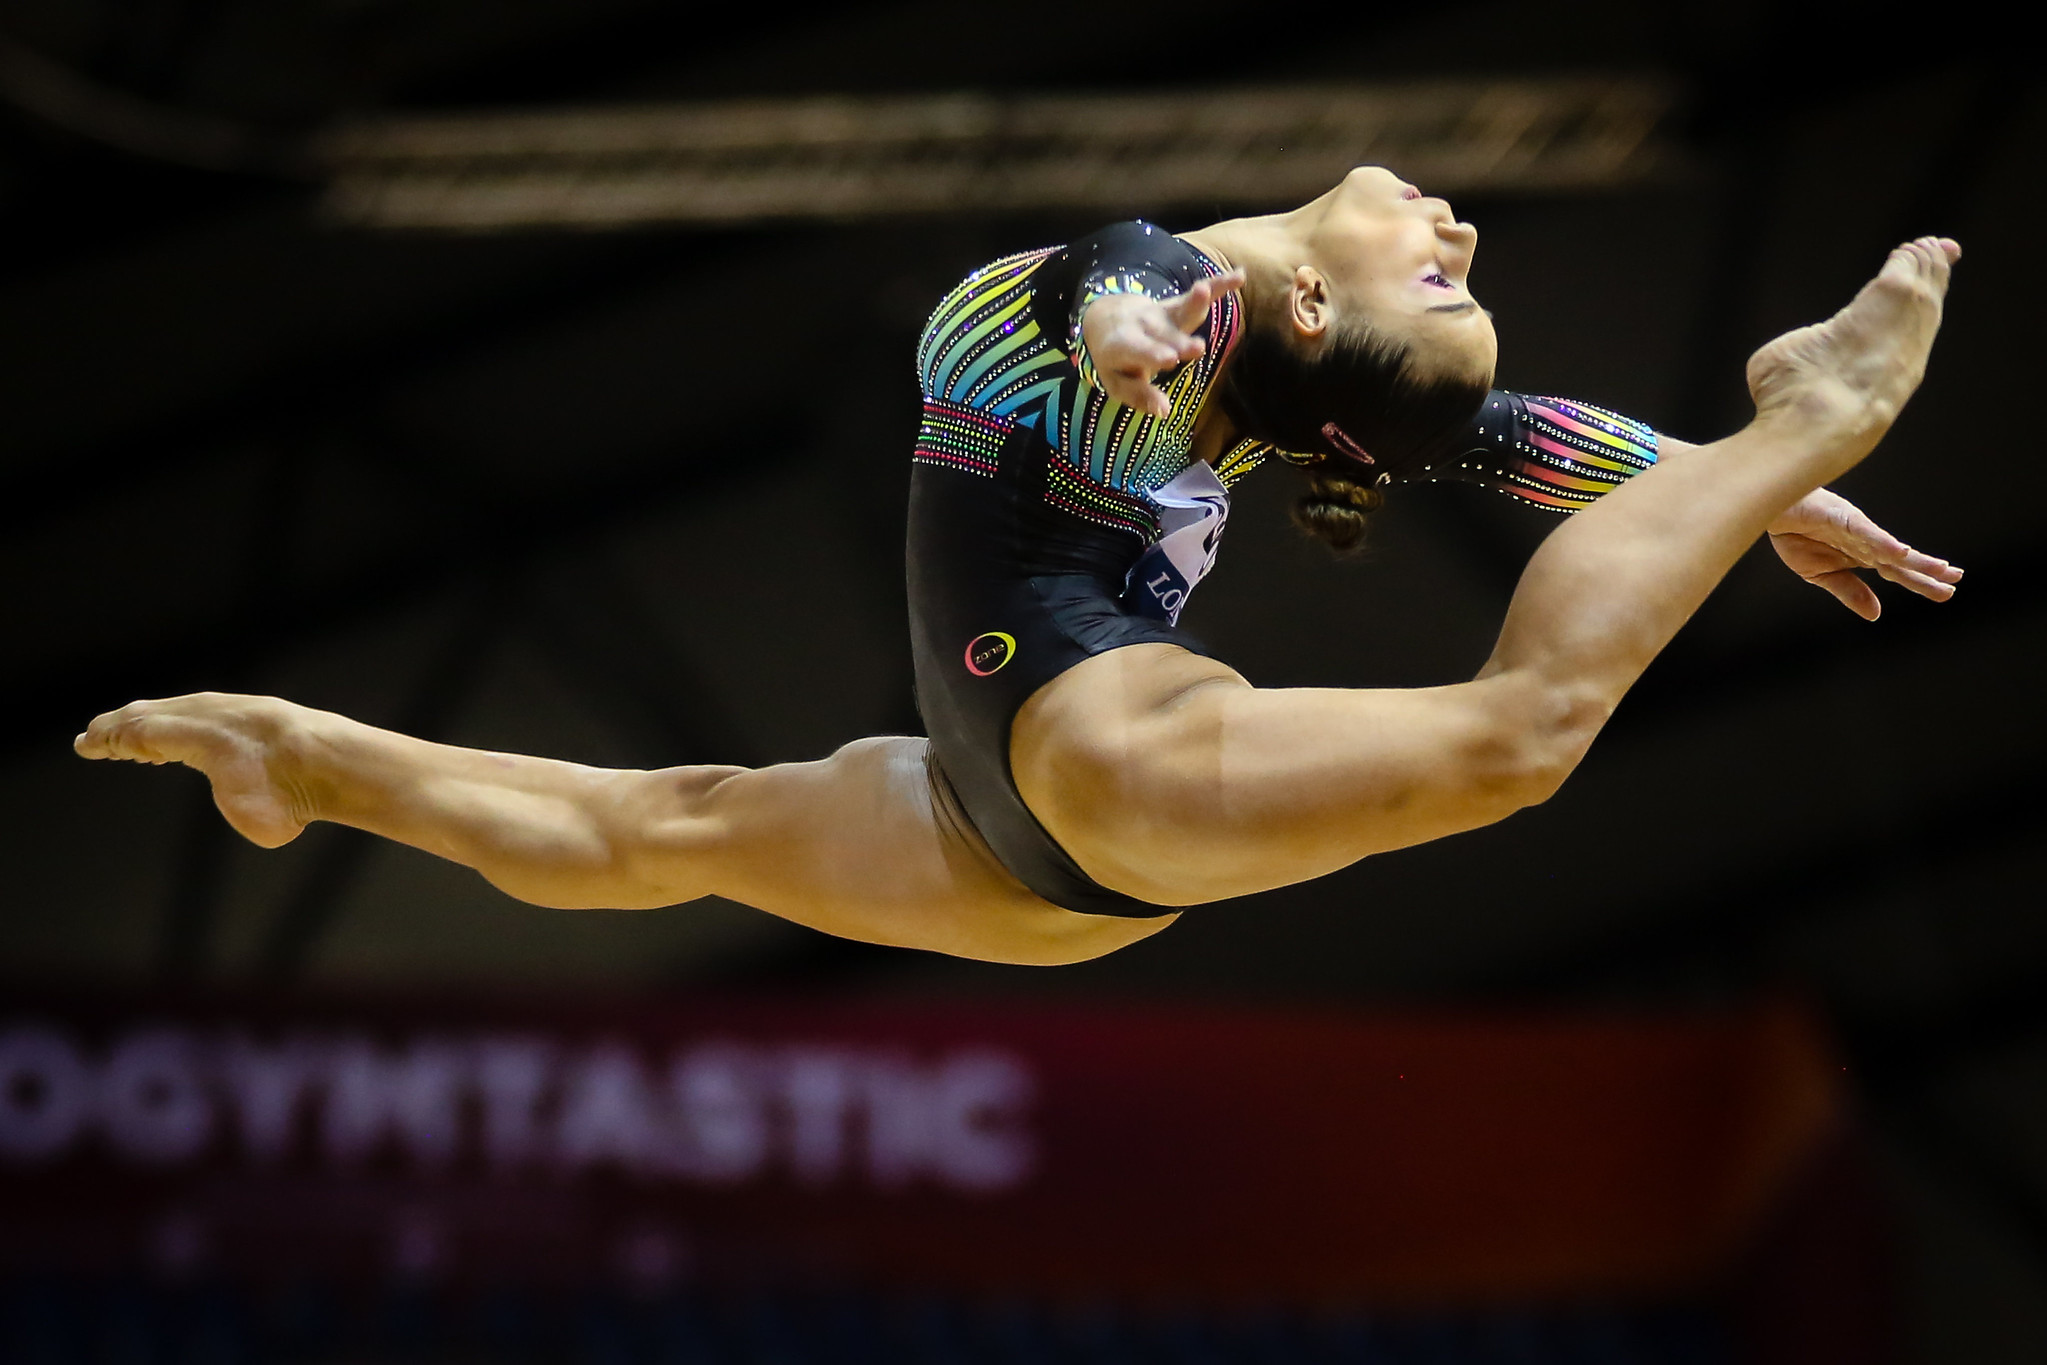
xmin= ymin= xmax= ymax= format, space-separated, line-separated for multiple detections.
xmin=909 ymin=398 xmax=1162 ymax=573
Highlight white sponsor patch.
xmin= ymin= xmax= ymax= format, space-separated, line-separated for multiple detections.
xmin=1123 ymin=460 xmax=1229 ymax=624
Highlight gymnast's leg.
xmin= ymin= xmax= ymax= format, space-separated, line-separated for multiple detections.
xmin=73 ymin=700 xmax=1175 ymax=965
xmin=1015 ymin=238 xmax=1960 ymax=904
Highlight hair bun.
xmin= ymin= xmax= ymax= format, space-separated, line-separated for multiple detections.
xmin=1291 ymin=469 xmax=1384 ymax=555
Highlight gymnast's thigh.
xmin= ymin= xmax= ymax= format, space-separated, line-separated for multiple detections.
xmin=1010 ymin=644 xmax=1560 ymax=905
xmin=699 ymin=736 xmax=1178 ymax=965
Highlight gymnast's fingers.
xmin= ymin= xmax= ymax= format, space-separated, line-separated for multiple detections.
xmin=1139 ymin=312 xmax=1205 ymax=364
xmin=1859 ymin=530 xmax=1962 ymax=589
xmin=1161 ymin=280 xmax=1214 ymax=334
xmin=1164 ymin=268 xmax=1244 ymax=333
xmin=1209 ymin=266 xmax=1248 ymax=298
xmin=1131 ymin=333 xmax=1187 ymax=369
xmin=1874 ymin=561 xmax=1960 ymax=601
xmin=1811 ymin=568 xmax=1882 ymax=621
xmin=1881 ymin=545 xmax=1963 ymax=584
xmin=1105 ymin=370 xmax=1170 ymax=417
xmin=1889 ymin=547 xmax=1963 ymax=583
xmin=1819 ymin=500 xmax=1963 ymax=588
xmin=1094 ymin=313 xmax=1181 ymax=373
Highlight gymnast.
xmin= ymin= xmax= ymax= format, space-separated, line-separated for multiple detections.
xmin=76 ymin=167 xmax=1963 ymax=965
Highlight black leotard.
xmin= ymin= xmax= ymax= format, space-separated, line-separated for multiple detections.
xmin=907 ymin=224 xmax=1661 ymax=916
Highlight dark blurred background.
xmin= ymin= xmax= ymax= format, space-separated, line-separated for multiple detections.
xmin=1 ymin=0 xmax=2043 ymax=1360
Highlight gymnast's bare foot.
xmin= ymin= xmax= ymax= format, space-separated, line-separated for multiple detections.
xmin=75 ymin=693 xmax=312 ymax=848
xmin=1746 ymin=236 xmax=1960 ymax=469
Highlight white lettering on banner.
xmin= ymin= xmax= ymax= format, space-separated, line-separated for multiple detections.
xmin=933 ymin=1051 xmax=1036 ymax=1190
xmin=554 ymin=1042 xmax=663 ymax=1173
xmin=863 ymin=1054 xmax=935 ymax=1188
xmin=668 ymin=1044 xmax=767 ymax=1183
xmin=0 ymin=1026 xmax=92 ymax=1160
xmin=0 ymin=1020 xmax=1038 ymax=1194
xmin=218 ymin=1036 xmax=322 ymax=1162
xmin=474 ymin=1036 xmax=553 ymax=1170
xmin=783 ymin=1049 xmax=856 ymax=1185
xmin=849 ymin=1050 xmax=1036 ymax=1189
xmin=101 ymin=1029 xmax=215 ymax=1165
xmin=324 ymin=1037 xmax=468 ymax=1169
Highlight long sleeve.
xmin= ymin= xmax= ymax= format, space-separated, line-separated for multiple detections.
xmin=1417 ymin=391 xmax=1661 ymax=511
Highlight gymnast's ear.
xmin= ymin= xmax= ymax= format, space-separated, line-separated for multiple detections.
xmin=1288 ymin=266 xmax=1333 ymax=344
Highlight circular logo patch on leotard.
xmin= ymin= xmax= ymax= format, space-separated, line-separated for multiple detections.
xmin=964 ymin=631 xmax=1016 ymax=677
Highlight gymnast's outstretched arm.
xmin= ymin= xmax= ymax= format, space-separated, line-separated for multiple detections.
xmin=1439 ymin=401 xmax=1959 ymax=621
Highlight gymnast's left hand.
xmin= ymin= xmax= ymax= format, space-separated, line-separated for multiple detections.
xmin=1765 ymin=486 xmax=1962 ymax=620
xmin=1080 ymin=268 xmax=1247 ymax=417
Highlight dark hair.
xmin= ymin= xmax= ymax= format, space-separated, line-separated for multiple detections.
xmin=1218 ymin=314 xmax=1490 ymax=554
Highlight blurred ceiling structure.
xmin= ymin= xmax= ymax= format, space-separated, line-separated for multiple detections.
xmin=313 ymin=80 xmax=1672 ymax=229
xmin=0 ymin=0 xmax=2043 ymax=1358
xmin=3 ymin=36 xmax=1672 ymax=226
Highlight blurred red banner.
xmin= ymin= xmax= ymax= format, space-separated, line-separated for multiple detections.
xmin=0 ymin=992 xmax=1840 ymax=1303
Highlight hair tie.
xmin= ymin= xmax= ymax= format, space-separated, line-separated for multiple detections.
xmin=1321 ymin=422 xmax=1375 ymax=466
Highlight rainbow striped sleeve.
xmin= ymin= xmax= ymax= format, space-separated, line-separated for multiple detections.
xmin=1418 ymin=391 xmax=1660 ymax=511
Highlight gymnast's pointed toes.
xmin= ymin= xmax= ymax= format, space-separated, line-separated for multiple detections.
xmin=75 ymin=712 xmax=128 ymax=760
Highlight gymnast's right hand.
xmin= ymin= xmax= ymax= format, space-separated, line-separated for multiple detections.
xmin=1079 ymin=268 xmax=1246 ymax=418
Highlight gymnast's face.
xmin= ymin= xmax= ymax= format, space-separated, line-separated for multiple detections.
xmin=1291 ymin=165 xmax=1498 ymax=385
